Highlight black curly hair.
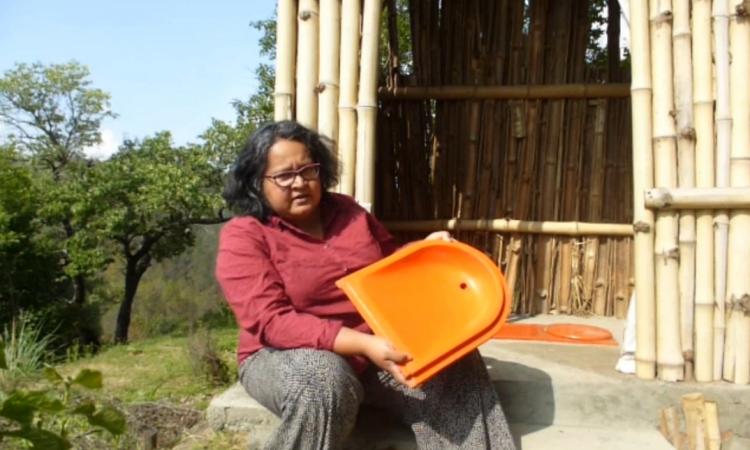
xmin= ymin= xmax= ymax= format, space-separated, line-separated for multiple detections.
xmin=222 ymin=121 xmax=339 ymax=220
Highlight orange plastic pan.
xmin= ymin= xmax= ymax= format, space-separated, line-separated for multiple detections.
xmin=336 ymin=240 xmax=510 ymax=387
xmin=494 ymin=323 xmax=618 ymax=346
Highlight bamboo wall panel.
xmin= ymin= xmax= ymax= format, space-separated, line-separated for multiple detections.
xmin=376 ymin=0 xmax=634 ymax=317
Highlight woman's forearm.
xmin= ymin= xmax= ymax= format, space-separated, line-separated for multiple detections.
xmin=332 ymin=326 xmax=372 ymax=356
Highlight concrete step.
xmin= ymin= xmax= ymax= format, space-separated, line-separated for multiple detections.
xmin=207 ymin=316 xmax=750 ymax=449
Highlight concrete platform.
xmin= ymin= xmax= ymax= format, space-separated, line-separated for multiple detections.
xmin=207 ymin=316 xmax=750 ymax=449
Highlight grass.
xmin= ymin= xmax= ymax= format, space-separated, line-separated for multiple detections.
xmin=59 ymin=327 xmax=239 ymax=406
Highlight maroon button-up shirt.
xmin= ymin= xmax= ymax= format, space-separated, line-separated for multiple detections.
xmin=215 ymin=193 xmax=398 ymax=370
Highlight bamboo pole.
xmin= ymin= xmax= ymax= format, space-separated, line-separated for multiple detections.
xmin=296 ymin=0 xmax=319 ymax=129
xmin=672 ymin=0 xmax=696 ymax=380
xmin=384 ymin=219 xmax=634 ymax=236
xmin=651 ymin=0 xmax=684 ymax=382
xmin=725 ymin=0 xmax=750 ymax=384
xmin=645 ymin=187 xmax=750 ymax=209
xmin=713 ymin=0 xmax=732 ymax=381
xmin=631 ymin=0 xmax=657 ymax=379
xmin=354 ymin=0 xmax=382 ymax=211
xmin=378 ymin=83 xmax=632 ymax=100
xmin=274 ymin=0 xmax=297 ymax=121
xmin=692 ymin=0 xmax=715 ymax=383
xmin=338 ymin=0 xmax=360 ymax=196
xmin=318 ymin=0 xmax=341 ymax=142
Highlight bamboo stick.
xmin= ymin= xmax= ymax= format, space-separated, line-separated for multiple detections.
xmin=651 ymin=0 xmax=684 ymax=382
xmin=274 ymin=0 xmax=297 ymax=121
xmin=725 ymin=0 xmax=750 ymax=384
xmin=713 ymin=0 xmax=732 ymax=381
xmin=296 ymin=0 xmax=319 ymax=129
xmin=337 ymin=0 xmax=361 ymax=196
xmin=681 ymin=393 xmax=708 ymax=450
xmin=354 ymin=0 xmax=382 ymax=211
xmin=378 ymin=83 xmax=631 ymax=100
xmin=384 ymin=219 xmax=634 ymax=236
xmin=672 ymin=0 xmax=696 ymax=381
xmin=318 ymin=0 xmax=341 ymax=142
xmin=704 ymin=401 xmax=721 ymax=450
xmin=631 ymin=0 xmax=657 ymax=379
xmin=692 ymin=0 xmax=715 ymax=383
xmin=645 ymin=187 xmax=750 ymax=209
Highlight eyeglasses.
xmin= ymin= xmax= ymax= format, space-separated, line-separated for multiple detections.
xmin=264 ymin=163 xmax=321 ymax=188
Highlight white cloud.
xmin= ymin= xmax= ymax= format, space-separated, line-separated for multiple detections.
xmin=84 ymin=128 xmax=120 ymax=160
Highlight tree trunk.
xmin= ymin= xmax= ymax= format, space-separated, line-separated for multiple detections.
xmin=114 ymin=257 xmax=148 ymax=344
xmin=72 ymin=274 xmax=87 ymax=305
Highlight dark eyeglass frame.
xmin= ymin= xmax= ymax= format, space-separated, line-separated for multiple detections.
xmin=264 ymin=163 xmax=321 ymax=188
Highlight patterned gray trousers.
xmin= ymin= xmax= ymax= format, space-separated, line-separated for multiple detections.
xmin=239 ymin=348 xmax=516 ymax=450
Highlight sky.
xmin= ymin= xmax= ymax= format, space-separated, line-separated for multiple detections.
xmin=0 ymin=0 xmax=277 ymax=158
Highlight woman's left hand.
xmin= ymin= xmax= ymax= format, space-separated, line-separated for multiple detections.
xmin=424 ymin=230 xmax=455 ymax=242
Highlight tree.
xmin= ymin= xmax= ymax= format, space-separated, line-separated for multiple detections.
xmin=0 ymin=62 xmax=116 ymax=306
xmin=71 ymin=132 xmax=225 ymax=342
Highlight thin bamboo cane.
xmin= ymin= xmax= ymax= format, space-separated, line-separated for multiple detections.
xmin=713 ymin=0 xmax=732 ymax=381
xmin=378 ymin=83 xmax=631 ymax=100
xmin=725 ymin=0 xmax=750 ymax=384
xmin=631 ymin=0 xmax=657 ymax=379
xmin=650 ymin=0 xmax=684 ymax=381
xmin=384 ymin=219 xmax=634 ymax=236
xmin=559 ymin=239 xmax=573 ymax=313
xmin=274 ymin=0 xmax=297 ymax=121
xmin=354 ymin=0 xmax=382 ymax=210
xmin=645 ymin=187 xmax=750 ymax=208
xmin=692 ymin=0 xmax=715 ymax=383
xmin=318 ymin=0 xmax=341 ymax=142
xmin=296 ymin=0 xmax=320 ymax=129
xmin=672 ymin=0 xmax=696 ymax=380
xmin=337 ymin=0 xmax=360 ymax=196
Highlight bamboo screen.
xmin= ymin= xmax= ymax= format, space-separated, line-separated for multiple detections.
xmin=376 ymin=0 xmax=634 ymax=318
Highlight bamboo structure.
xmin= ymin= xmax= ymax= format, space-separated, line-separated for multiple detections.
xmin=296 ymin=0 xmax=319 ymax=129
xmin=274 ymin=0 xmax=297 ymax=121
xmin=725 ymin=0 xmax=750 ymax=384
xmin=631 ymin=0 xmax=657 ymax=379
xmin=692 ymin=0 xmax=716 ymax=383
xmin=318 ymin=0 xmax=341 ymax=141
xmin=270 ymin=0 xmax=750 ymax=384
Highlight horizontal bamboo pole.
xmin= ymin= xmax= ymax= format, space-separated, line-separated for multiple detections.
xmin=378 ymin=83 xmax=631 ymax=100
xmin=645 ymin=187 xmax=750 ymax=209
xmin=384 ymin=219 xmax=634 ymax=236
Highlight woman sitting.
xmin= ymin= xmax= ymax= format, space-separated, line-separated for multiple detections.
xmin=216 ymin=120 xmax=516 ymax=450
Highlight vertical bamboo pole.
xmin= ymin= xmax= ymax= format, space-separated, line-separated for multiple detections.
xmin=651 ymin=0 xmax=684 ymax=381
xmin=354 ymin=0 xmax=382 ymax=211
xmin=713 ymin=0 xmax=731 ymax=380
xmin=725 ymin=0 xmax=750 ymax=384
xmin=318 ymin=0 xmax=341 ymax=142
xmin=692 ymin=0 xmax=715 ymax=383
xmin=631 ymin=0 xmax=657 ymax=379
xmin=672 ymin=0 xmax=696 ymax=380
xmin=296 ymin=0 xmax=320 ymax=129
xmin=338 ymin=0 xmax=360 ymax=196
xmin=275 ymin=0 xmax=297 ymax=121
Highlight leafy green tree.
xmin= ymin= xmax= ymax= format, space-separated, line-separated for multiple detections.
xmin=71 ymin=132 xmax=225 ymax=343
xmin=0 ymin=62 xmax=116 ymax=306
xmin=0 ymin=146 xmax=62 ymax=324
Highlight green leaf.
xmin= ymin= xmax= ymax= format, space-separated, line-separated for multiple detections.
xmin=0 ymin=390 xmax=65 ymax=424
xmin=0 ymin=427 xmax=72 ymax=450
xmin=72 ymin=369 xmax=102 ymax=389
xmin=43 ymin=366 xmax=64 ymax=383
xmin=88 ymin=405 xmax=127 ymax=436
xmin=0 ymin=340 xmax=6 ymax=369
xmin=70 ymin=401 xmax=95 ymax=417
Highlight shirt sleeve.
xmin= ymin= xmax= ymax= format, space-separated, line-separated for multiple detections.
xmin=215 ymin=219 xmax=343 ymax=350
xmin=366 ymin=212 xmax=399 ymax=257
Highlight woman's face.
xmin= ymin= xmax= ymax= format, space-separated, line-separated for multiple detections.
xmin=262 ymin=139 xmax=323 ymax=225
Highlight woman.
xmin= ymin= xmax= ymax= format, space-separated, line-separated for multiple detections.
xmin=216 ymin=121 xmax=516 ymax=450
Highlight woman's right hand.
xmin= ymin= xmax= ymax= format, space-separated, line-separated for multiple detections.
xmin=360 ymin=334 xmax=411 ymax=385
xmin=333 ymin=327 xmax=411 ymax=385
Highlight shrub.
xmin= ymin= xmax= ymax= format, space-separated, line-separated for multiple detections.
xmin=185 ymin=328 xmax=230 ymax=386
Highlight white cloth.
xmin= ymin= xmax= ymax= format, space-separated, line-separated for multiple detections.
xmin=615 ymin=293 xmax=637 ymax=374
